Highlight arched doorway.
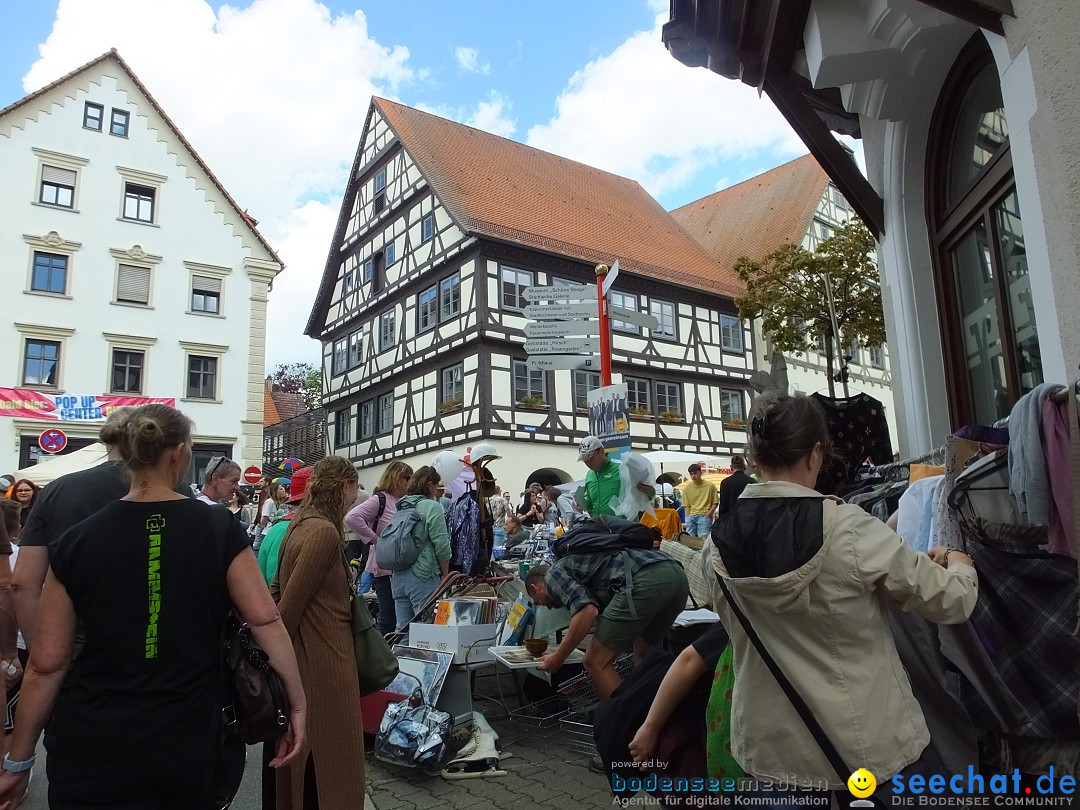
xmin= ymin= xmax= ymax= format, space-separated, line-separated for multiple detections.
xmin=526 ymin=467 xmax=573 ymax=489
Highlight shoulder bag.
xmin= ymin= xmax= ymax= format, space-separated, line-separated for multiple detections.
xmin=343 ymin=550 xmax=399 ymax=695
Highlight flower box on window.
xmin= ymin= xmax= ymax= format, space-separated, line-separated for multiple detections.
xmin=517 ymin=395 xmax=545 ymax=408
xmin=724 ymin=418 xmax=746 ymax=430
xmin=439 ymin=399 xmax=462 ymax=415
xmin=658 ymin=410 xmax=684 ymax=423
xmin=628 ymin=405 xmax=652 ymax=417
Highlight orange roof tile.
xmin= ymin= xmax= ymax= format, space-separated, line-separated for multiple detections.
xmin=263 ymin=386 xmax=282 ymax=427
xmin=0 ymin=50 xmax=282 ymax=267
xmin=373 ymin=98 xmax=742 ymax=298
xmin=669 ymin=154 xmax=828 ymax=274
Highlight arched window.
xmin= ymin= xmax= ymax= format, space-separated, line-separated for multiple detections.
xmin=927 ymin=34 xmax=1042 ymax=427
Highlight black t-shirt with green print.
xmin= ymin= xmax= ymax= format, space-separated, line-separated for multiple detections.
xmin=48 ymin=498 xmax=249 ymax=785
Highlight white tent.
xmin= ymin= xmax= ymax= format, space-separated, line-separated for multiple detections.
xmin=16 ymin=442 xmax=110 ymax=486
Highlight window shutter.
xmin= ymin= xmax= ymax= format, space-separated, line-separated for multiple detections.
xmin=42 ymin=165 xmax=76 ymax=185
xmin=193 ymin=275 xmax=222 ymax=294
xmin=117 ymin=265 xmax=151 ymax=304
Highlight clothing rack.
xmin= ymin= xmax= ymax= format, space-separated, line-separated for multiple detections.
xmin=859 ymin=444 xmax=947 ymax=482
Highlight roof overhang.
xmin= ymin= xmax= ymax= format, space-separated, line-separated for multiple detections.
xmin=662 ymin=0 xmax=1013 ymax=240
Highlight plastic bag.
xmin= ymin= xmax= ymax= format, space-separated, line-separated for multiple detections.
xmin=374 ymin=691 xmax=454 ymax=770
xmin=611 ymin=453 xmax=656 ymax=520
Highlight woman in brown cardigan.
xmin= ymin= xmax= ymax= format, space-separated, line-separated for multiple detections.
xmin=273 ymin=456 xmax=364 ymax=809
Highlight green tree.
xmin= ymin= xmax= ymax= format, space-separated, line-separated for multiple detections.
xmin=733 ymin=219 xmax=886 ymax=397
xmin=272 ymin=362 xmax=323 ymax=410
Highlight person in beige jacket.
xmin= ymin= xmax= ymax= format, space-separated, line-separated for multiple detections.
xmin=709 ymin=395 xmax=977 ymax=791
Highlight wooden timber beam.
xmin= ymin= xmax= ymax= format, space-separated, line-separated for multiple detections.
xmin=765 ymin=73 xmax=885 ymax=238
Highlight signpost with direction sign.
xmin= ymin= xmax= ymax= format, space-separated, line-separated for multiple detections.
xmin=610 ymin=305 xmax=661 ymax=331
xmin=522 ymin=302 xmax=598 ymax=320
xmin=524 ymin=337 xmax=600 ymax=354
xmin=523 ymin=320 xmax=600 ymax=338
xmin=522 ymin=283 xmax=596 ymax=302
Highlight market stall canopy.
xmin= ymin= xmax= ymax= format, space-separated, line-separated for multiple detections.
xmin=16 ymin=442 xmax=109 ymax=486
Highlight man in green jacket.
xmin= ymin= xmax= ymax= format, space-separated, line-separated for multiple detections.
xmin=576 ymin=435 xmax=654 ymax=517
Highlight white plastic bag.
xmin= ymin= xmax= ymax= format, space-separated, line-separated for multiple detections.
xmin=611 ymin=453 xmax=656 ymax=520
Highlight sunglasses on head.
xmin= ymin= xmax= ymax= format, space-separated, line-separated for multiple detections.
xmin=209 ymin=456 xmax=227 ymax=480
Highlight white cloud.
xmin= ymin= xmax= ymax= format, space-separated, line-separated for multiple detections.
xmin=22 ymin=0 xmax=415 ymax=368
xmin=526 ymin=17 xmax=806 ymax=199
xmin=454 ymin=45 xmax=489 ymax=75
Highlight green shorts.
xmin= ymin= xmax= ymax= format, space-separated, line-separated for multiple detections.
xmin=594 ymin=560 xmax=689 ymax=653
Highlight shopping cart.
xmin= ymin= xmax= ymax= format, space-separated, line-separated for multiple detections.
xmin=554 ymin=655 xmax=635 ymax=756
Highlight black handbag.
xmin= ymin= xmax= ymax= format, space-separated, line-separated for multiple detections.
xmin=222 ymin=611 xmax=291 ymax=744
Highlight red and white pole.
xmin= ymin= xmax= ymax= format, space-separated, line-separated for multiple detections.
xmin=595 ymin=263 xmax=613 ymax=386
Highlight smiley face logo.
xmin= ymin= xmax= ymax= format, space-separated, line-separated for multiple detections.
xmin=848 ymin=768 xmax=877 ymax=799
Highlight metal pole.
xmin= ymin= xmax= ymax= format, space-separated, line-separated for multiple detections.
xmin=821 ymin=273 xmax=849 ymax=398
xmin=595 ymin=263 xmax=613 ymax=386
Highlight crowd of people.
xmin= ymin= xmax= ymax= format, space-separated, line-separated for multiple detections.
xmin=0 ymin=395 xmax=994 ymax=810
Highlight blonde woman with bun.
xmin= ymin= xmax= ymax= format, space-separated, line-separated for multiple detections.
xmin=0 ymin=404 xmax=306 ymax=809
xmin=272 ymin=455 xmax=365 ymax=810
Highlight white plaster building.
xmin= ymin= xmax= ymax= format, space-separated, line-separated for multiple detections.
xmin=664 ymin=0 xmax=1080 ymax=455
xmin=0 ymin=51 xmax=282 ymax=478
xmin=307 ymin=99 xmax=760 ymax=498
xmin=672 ymin=154 xmax=898 ymax=447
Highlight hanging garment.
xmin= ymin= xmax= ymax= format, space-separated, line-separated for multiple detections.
xmin=957 ymin=514 xmax=1080 ymax=740
xmin=1007 ymin=383 xmax=1062 ymax=525
xmin=811 ymin=392 xmax=894 ymax=495
xmin=896 ymin=476 xmax=944 ymax=553
xmin=1040 ymin=395 xmax=1078 ymax=557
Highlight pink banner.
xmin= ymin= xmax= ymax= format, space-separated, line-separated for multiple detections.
xmin=0 ymin=388 xmax=176 ymax=421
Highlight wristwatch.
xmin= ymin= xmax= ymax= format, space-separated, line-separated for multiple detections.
xmin=2 ymin=753 xmax=35 ymax=773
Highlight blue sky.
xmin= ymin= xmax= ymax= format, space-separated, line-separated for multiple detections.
xmin=2 ymin=0 xmax=809 ymax=365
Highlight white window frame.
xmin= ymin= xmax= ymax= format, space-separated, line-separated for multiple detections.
xmin=869 ymin=345 xmax=885 ymax=369
xmin=185 ymin=261 xmax=229 ymax=318
xmin=656 ymin=381 xmax=682 ymax=415
xmin=331 ymin=338 xmax=347 ymax=376
xmin=512 ymin=360 xmax=546 ymax=404
xmin=110 ymin=245 xmax=162 ymax=308
xmin=16 ymin=323 xmax=74 ymax=390
xmin=440 ymin=363 xmax=464 ymax=405
xmin=573 ymin=369 xmax=601 ymax=411
xmin=23 ymin=231 xmax=81 ymax=299
xmin=500 ymin=265 xmax=533 ymax=312
xmin=117 ymin=167 xmax=167 ymax=226
xmin=625 ymin=376 xmax=651 ymax=412
xmin=421 ymin=213 xmax=434 ymax=242
xmin=103 ymin=332 xmax=156 ymax=395
xmin=359 ymin=400 xmax=374 ymax=439
xmin=418 ymin=285 xmax=438 ymax=332
xmin=721 ymin=389 xmax=746 ymax=423
xmin=650 ymin=299 xmax=677 ymax=340
xmin=379 ymin=309 xmax=396 ymax=353
xmin=720 ymin=315 xmax=744 ymax=353
xmin=347 ymin=330 xmax=363 ymax=370
xmin=439 ymin=273 xmax=461 ymax=322
xmin=377 ymin=392 xmax=394 ymax=435
xmin=335 ymin=408 xmax=353 ymax=446
xmin=180 ymin=341 xmax=227 ymax=403
xmin=610 ymin=291 xmax=639 ymax=334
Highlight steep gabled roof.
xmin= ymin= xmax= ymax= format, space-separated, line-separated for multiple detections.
xmin=669 ymin=154 xmax=828 ymax=273
xmin=375 ymin=98 xmax=741 ymax=295
xmin=0 ymin=49 xmax=282 ymax=266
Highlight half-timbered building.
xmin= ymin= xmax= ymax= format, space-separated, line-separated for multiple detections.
xmin=307 ymin=99 xmax=761 ymax=496
xmin=672 ymin=153 xmax=898 ymax=444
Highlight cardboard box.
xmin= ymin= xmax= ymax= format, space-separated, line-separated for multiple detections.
xmin=408 ymin=622 xmax=499 ymax=664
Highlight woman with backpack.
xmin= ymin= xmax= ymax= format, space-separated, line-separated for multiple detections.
xmin=389 ymin=465 xmax=451 ymax=631
xmin=344 ymin=461 xmax=412 ymax=635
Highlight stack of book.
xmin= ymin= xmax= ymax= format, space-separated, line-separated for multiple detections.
xmin=433 ymin=596 xmax=498 ymax=626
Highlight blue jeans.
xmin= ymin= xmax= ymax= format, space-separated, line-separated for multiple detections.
xmin=390 ymin=567 xmax=441 ymax=631
xmin=685 ymin=514 xmax=713 ymax=537
xmin=357 ymin=571 xmax=373 ymax=594
xmin=373 ymin=574 xmax=396 ymax=635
